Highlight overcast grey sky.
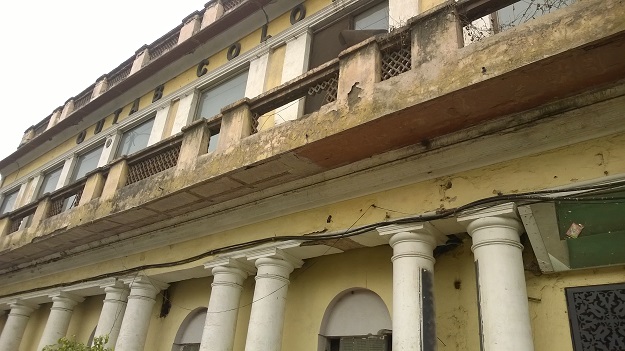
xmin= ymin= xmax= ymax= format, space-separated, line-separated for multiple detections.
xmin=0 ymin=0 xmax=204 ymax=161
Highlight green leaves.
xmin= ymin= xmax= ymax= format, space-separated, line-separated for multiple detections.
xmin=42 ymin=335 xmax=112 ymax=351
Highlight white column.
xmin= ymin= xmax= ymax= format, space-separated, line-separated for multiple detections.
xmin=24 ymin=175 xmax=44 ymax=204
xmin=245 ymin=51 xmax=270 ymax=99
xmin=244 ymin=251 xmax=302 ymax=351
xmin=172 ymin=92 xmax=199 ymax=134
xmin=389 ymin=0 xmax=420 ymax=28
xmin=147 ymin=104 xmax=171 ymax=146
xmin=57 ymin=156 xmax=77 ymax=188
xmin=200 ymin=260 xmax=255 ymax=351
xmin=94 ymin=282 xmax=129 ymax=348
xmin=278 ymin=31 xmax=312 ymax=123
xmin=37 ymin=292 xmax=84 ymax=351
xmin=97 ymin=133 xmax=121 ymax=167
xmin=458 ymin=203 xmax=534 ymax=351
xmin=378 ymin=223 xmax=438 ymax=351
xmin=0 ymin=302 xmax=38 ymax=351
xmin=115 ymin=276 xmax=168 ymax=351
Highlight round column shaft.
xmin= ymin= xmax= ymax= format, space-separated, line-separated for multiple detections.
xmin=390 ymin=231 xmax=437 ymax=351
xmin=94 ymin=284 xmax=129 ymax=348
xmin=37 ymin=293 xmax=83 ymax=351
xmin=244 ymin=258 xmax=295 ymax=351
xmin=468 ymin=216 xmax=534 ymax=351
xmin=0 ymin=302 xmax=37 ymax=351
xmin=200 ymin=266 xmax=249 ymax=351
xmin=115 ymin=277 xmax=168 ymax=351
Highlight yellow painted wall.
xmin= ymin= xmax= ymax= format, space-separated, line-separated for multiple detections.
xmin=20 ymin=302 xmax=49 ymax=351
xmin=257 ymin=44 xmax=287 ymax=131
xmin=283 ymin=245 xmax=393 ymax=350
xmin=2 ymin=130 xmax=625 ymax=297
xmin=527 ymin=265 xmax=625 ymax=351
xmin=2 ymin=0 xmax=331 ymax=190
xmin=67 ymin=295 xmax=104 ymax=344
xmin=145 ymin=277 xmax=211 ymax=351
xmin=0 ymin=312 xmax=6 ymax=336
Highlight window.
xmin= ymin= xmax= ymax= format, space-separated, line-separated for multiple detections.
xmin=116 ymin=118 xmax=156 ymax=158
xmin=319 ymin=289 xmax=392 ymax=351
xmin=71 ymin=145 xmax=104 ymax=182
xmin=309 ymin=1 xmax=389 ymax=70
xmin=307 ymin=2 xmax=388 ymax=114
xmin=0 ymin=189 xmax=19 ymax=215
xmin=495 ymin=0 xmax=575 ymax=32
xmin=566 ymin=283 xmax=625 ymax=350
xmin=38 ymin=167 xmax=63 ymax=197
xmin=196 ymin=71 xmax=249 ymax=120
xmin=172 ymin=308 xmax=207 ymax=351
xmin=354 ymin=2 xmax=389 ymax=30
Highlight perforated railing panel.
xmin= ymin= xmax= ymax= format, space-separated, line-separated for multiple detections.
xmin=307 ymin=74 xmax=338 ymax=105
xmin=126 ymin=145 xmax=181 ymax=185
xmin=380 ymin=33 xmax=412 ymax=81
xmin=566 ymin=283 xmax=625 ymax=350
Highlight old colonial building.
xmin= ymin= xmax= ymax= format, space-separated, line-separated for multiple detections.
xmin=0 ymin=0 xmax=624 ymax=350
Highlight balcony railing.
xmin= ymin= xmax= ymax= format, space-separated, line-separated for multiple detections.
xmin=223 ymin=0 xmax=245 ymax=12
xmin=126 ymin=137 xmax=183 ymax=185
xmin=149 ymin=30 xmax=180 ymax=62
xmin=7 ymin=203 xmax=37 ymax=234
xmin=47 ymin=180 xmax=87 ymax=218
xmin=73 ymin=89 xmax=93 ymax=111
xmin=249 ymin=59 xmax=340 ymax=133
xmin=106 ymin=62 xmax=133 ymax=91
xmin=459 ymin=0 xmax=577 ymax=44
xmin=380 ymin=29 xmax=412 ymax=81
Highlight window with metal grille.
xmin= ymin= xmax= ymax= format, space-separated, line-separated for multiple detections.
xmin=116 ymin=117 xmax=156 ymax=158
xmin=196 ymin=71 xmax=249 ymax=121
xmin=566 ymin=283 xmax=625 ymax=350
xmin=0 ymin=188 xmax=19 ymax=215
xmin=339 ymin=336 xmax=389 ymax=351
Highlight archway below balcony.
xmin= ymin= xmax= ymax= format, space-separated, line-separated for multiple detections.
xmin=171 ymin=307 xmax=207 ymax=351
xmin=318 ymin=288 xmax=392 ymax=351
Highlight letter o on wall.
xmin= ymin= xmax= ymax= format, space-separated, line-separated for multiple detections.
xmin=227 ymin=42 xmax=241 ymax=61
xmin=290 ymin=4 xmax=306 ymax=24
xmin=196 ymin=58 xmax=210 ymax=77
xmin=76 ymin=130 xmax=87 ymax=144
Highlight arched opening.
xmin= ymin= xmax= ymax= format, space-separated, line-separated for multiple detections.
xmin=319 ymin=288 xmax=392 ymax=351
xmin=172 ymin=307 xmax=207 ymax=351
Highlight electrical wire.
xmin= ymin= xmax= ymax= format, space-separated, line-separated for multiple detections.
xmin=1 ymin=179 xmax=625 ymax=300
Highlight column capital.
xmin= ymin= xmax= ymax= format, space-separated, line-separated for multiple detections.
xmin=457 ymin=203 xmax=524 ymax=239
xmin=123 ymin=276 xmax=169 ymax=299
xmin=457 ymin=202 xmax=520 ymax=224
xmin=49 ymin=292 xmax=84 ymax=310
xmin=8 ymin=301 xmax=39 ymax=316
xmin=102 ymin=281 xmax=130 ymax=302
xmin=247 ymin=248 xmax=303 ymax=269
xmin=377 ymin=222 xmax=443 ymax=246
xmin=205 ymin=257 xmax=256 ymax=275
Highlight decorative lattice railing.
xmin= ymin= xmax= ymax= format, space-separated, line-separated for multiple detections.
xmin=106 ymin=62 xmax=133 ymax=90
xmin=223 ymin=0 xmax=245 ymax=12
xmin=126 ymin=139 xmax=182 ymax=185
xmin=149 ymin=30 xmax=180 ymax=62
xmin=73 ymin=89 xmax=93 ymax=111
xmin=380 ymin=30 xmax=412 ymax=81
xmin=7 ymin=204 xmax=37 ymax=234
xmin=47 ymin=181 xmax=86 ymax=218
xmin=249 ymin=59 xmax=340 ymax=133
